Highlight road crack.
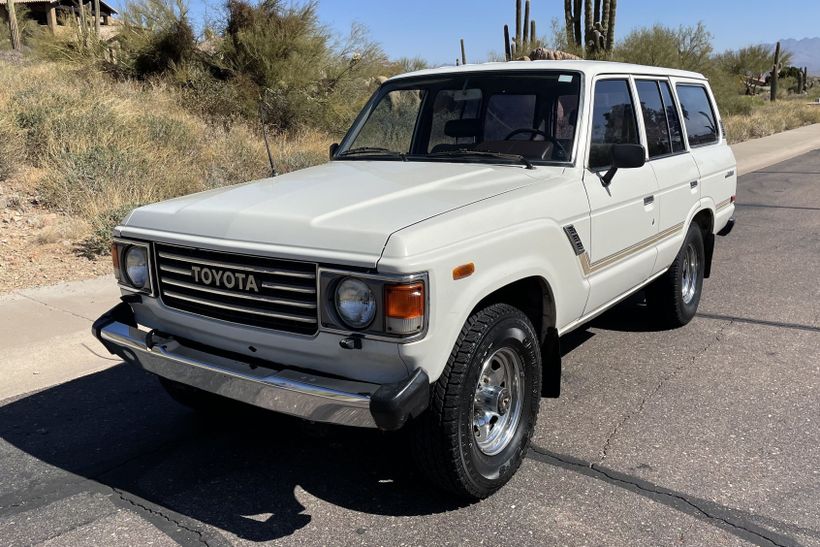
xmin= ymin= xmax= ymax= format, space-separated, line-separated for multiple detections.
xmin=528 ymin=445 xmax=796 ymax=547
xmin=14 ymin=291 xmax=95 ymax=322
xmin=597 ymin=320 xmax=733 ymax=466
xmin=110 ymin=488 xmax=216 ymax=547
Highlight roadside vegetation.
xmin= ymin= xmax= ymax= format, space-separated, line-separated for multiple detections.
xmin=606 ymin=23 xmax=820 ymax=140
xmin=1 ymin=0 xmax=819 ymax=266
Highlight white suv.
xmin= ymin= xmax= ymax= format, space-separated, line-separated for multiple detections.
xmin=94 ymin=61 xmax=736 ymax=499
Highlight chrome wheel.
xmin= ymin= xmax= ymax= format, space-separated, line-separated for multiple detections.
xmin=472 ymin=346 xmax=524 ymax=456
xmin=681 ymin=242 xmax=699 ymax=304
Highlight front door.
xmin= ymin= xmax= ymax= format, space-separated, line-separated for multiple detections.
xmin=582 ymin=77 xmax=659 ymax=314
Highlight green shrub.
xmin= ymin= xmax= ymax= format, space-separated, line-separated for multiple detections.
xmin=222 ymin=1 xmax=389 ymax=132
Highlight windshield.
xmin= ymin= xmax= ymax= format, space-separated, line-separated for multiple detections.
xmin=338 ymin=71 xmax=581 ymax=166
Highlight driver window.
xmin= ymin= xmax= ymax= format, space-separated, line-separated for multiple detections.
xmin=484 ymin=94 xmax=537 ymax=141
xmin=589 ymin=79 xmax=639 ymax=170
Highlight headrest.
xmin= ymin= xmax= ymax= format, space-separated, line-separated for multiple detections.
xmin=444 ymin=118 xmax=481 ymax=138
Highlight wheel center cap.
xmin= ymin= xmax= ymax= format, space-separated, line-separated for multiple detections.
xmin=497 ymin=387 xmax=511 ymax=415
xmin=475 ymin=385 xmax=512 ymax=416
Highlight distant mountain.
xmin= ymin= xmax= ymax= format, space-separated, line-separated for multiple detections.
xmin=769 ymin=38 xmax=820 ymax=75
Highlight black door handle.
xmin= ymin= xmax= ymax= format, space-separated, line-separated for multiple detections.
xmin=690 ymin=180 xmax=699 ymax=188
xmin=644 ymin=195 xmax=654 ymax=206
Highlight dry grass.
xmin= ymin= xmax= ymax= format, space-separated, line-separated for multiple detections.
xmin=724 ymin=98 xmax=820 ymax=144
xmin=34 ymin=216 xmax=89 ymax=245
xmin=3 ymin=56 xmax=819 ymax=257
xmin=0 ymin=58 xmax=332 ymax=253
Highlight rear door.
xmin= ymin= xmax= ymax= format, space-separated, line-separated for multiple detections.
xmin=581 ymin=76 xmax=659 ymax=314
xmin=634 ymin=78 xmax=701 ymax=272
xmin=674 ymin=81 xmax=736 ymax=223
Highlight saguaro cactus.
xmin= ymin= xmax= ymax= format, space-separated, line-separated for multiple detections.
xmin=505 ymin=0 xmax=538 ymax=59
xmin=770 ymin=41 xmax=781 ymax=102
xmin=502 ymin=0 xmax=579 ymax=62
xmin=515 ymin=0 xmax=522 ymax=49
xmin=605 ymin=0 xmax=616 ymax=51
xmin=565 ymin=0 xmax=617 ymax=56
xmin=504 ymin=24 xmax=512 ymax=61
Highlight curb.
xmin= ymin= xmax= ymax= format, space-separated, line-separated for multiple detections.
xmin=731 ymin=123 xmax=820 ymax=175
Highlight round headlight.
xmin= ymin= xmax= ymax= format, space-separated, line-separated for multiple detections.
xmin=124 ymin=246 xmax=149 ymax=289
xmin=335 ymin=278 xmax=376 ymax=329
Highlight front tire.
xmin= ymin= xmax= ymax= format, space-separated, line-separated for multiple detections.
xmin=647 ymin=223 xmax=705 ymax=327
xmin=411 ymin=303 xmax=541 ymax=499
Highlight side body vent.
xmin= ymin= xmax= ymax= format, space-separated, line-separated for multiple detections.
xmin=563 ymin=225 xmax=586 ymax=256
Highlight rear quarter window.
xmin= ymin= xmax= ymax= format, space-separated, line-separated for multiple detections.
xmin=676 ymin=84 xmax=719 ymax=147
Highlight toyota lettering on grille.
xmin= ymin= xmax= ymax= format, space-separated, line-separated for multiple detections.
xmin=191 ymin=266 xmax=259 ymax=292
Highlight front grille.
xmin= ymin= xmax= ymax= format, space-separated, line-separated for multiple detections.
xmin=155 ymin=244 xmax=318 ymax=335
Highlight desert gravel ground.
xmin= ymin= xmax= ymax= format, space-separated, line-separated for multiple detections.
xmin=0 ymin=151 xmax=818 ymax=546
xmin=0 ymin=173 xmax=108 ymax=294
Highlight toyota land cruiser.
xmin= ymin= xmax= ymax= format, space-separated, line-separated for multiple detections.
xmin=93 ymin=61 xmax=736 ymax=499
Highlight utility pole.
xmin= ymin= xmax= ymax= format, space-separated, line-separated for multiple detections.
xmin=6 ymin=0 xmax=21 ymax=50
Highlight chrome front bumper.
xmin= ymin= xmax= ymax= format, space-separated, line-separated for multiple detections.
xmin=92 ymin=302 xmax=429 ymax=430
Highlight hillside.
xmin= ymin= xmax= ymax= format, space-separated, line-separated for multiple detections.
xmin=772 ymin=37 xmax=820 ymax=75
xmin=0 ymin=56 xmax=331 ymax=292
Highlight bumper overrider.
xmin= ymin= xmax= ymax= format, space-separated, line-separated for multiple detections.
xmin=92 ymin=301 xmax=430 ymax=430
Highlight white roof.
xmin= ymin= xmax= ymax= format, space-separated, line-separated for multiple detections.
xmin=389 ymin=60 xmax=706 ymax=82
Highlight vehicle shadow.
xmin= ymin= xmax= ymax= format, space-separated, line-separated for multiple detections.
xmin=588 ymin=291 xmax=675 ymax=333
xmin=0 ymin=365 xmax=464 ymax=542
xmin=0 ymin=295 xmax=661 ymax=541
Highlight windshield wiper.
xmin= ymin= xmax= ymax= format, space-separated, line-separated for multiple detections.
xmin=338 ymin=147 xmax=406 ymax=160
xmin=423 ymin=149 xmax=534 ymax=170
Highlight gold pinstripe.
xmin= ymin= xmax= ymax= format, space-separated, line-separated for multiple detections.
xmin=576 ymin=223 xmax=685 ymax=276
xmin=715 ymin=198 xmax=733 ymax=212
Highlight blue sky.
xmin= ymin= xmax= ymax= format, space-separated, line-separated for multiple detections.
xmin=138 ymin=0 xmax=820 ymax=65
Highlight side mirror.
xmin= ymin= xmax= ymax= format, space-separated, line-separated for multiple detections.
xmin=601 ymin=144 xmax=646 ymax=187
xmin=329 ymin=143 xmax=339 ymax=160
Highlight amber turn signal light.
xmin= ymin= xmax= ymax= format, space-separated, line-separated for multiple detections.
xmin=384 ymin=282 xmax=424 ymax=335
xmin=111 ymin=242 xmax=122 ymax=282
xmin=452 ymin=262 xmax=475 ymax=280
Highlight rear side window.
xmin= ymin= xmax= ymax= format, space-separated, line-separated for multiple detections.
xmin=635 ymin=80 xmax=672 ymax=158
xmin=658 ymin=81 xmax=685 ymax=152
xmin=676 ymin=84 xmax=719 ymax=147
xmin=589 ymin=79 xmax=639 ymax=170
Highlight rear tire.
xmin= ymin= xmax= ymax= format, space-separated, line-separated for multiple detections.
xmin=647 ymin=223 xmax=705 ymax=327
xmin=410 ymin=303 xmax=541 ymax=499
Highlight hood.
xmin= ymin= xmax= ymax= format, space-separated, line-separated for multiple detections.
xmin=123 ymin=160 xmax=540 ymax=266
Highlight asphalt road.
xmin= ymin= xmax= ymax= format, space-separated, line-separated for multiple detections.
xmin=1 ymin=152 xmax=819 ymax=547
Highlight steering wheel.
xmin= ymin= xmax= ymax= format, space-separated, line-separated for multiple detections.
xmin=502 ymin=128 xmax=568 ymax=160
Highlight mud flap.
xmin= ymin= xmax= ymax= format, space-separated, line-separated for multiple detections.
xmin=703 ymin=232 xmax=715 ymax=279
xmin=541 ymin=326 xmax=561 ymax=398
